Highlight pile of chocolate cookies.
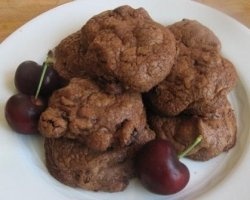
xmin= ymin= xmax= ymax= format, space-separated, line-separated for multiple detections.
xmin=38 ymin=5 xmax=237 ymax=192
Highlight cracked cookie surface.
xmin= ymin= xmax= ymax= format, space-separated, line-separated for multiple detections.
xmin=147 ymin=19 xmax=237 ymax=116
xmin=39 ymin=78 xmax=155 ymax=152
xmin=81 ymin=5 xmax=176 ymax=93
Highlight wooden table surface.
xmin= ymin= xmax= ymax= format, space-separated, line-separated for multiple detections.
xmin=0 ymin=0 xmax=250 ymax=43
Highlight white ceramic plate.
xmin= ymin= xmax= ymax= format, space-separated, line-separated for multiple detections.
xmin=0 ymin=0 xmax=250 ymax=199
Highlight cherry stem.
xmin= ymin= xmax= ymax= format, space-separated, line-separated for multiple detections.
xmin=178 ymin=135 xmax=203 ymax=159
xmin=35 ymin=51 xmax=53 ymax=99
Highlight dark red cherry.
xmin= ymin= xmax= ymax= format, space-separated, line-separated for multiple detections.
xmin=135 ymin=139 xmax=190 ymax=195
xmin=40 ymin=63 xmax=65 ymax=96
xmin=5 ymin=93 xmax=46 ymax=134
xmin=14 ymin=60 xmax=64 ymax=97
xmin=14 ymin=61 xmax=41 ymax=95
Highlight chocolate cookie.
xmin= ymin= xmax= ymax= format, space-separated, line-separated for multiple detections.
xmin=149 ymin=100 xmax=237 ymax=161
xmin=147 ymin=19 xmax=237 ymax=116
xmin=81 ymin=5 xmax=176 ymax=93
xmin=45 ymin=137 xmax=137 ymax=192
xmin=39 ymin=78 xmax=155 ymax=151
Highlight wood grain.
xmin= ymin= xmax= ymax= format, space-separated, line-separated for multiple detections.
xmin=0 ymin=0 xmax=71 ymax=42
xmin=195 ymin=0 xmax=250 ymax=27
xmin=0 ymin=0 xmax=249 ymax=42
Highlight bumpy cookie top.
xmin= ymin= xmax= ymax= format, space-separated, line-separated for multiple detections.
xmin=39 ymin=78 xmax=155 ymax=151
xmin=81 ymin=5 xmax=176 ymax=92
xmin=45 ymin=137 xmax=136 ymax=192
xmin=149 ymin=100 xmax=237 ymax=161
xmin=169 ymin=19 xmax=221 ymax=51
xmin=147 ymin=19 xmax=237 ymax=116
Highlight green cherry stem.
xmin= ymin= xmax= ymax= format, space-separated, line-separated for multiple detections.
xmin=178 ymin=135 xmax=203 ymax=159
xmin=34 ymin=51 xmax=53 ymax=99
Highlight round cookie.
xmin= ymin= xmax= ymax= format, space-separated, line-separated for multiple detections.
xmin=147 ymin=19 xmax=237 ymax=116
xmin=39 ymin=78 xmax=155 ymax=152
xmin=149 ymin=100 xmax=237 ymax=161
xmin=45 ymin=137 xmax=137 ymax=192
xmin=81 ymin=5 xmax=176 ymax=93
